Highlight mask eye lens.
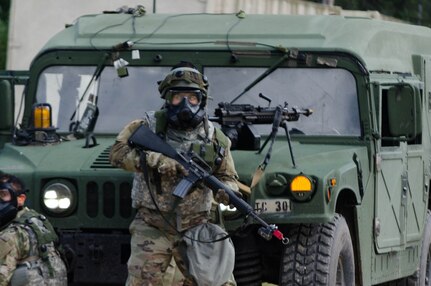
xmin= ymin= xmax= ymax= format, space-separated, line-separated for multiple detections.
xmin=0 ymin=189 xmax=11 ymax=202
xmin=170 ymin=93 xmax=183 ymax=106
xmin=187 ymin=93 xmax=199 ymax=106
xmin=169 ymin=91 xmax=201 ymax=106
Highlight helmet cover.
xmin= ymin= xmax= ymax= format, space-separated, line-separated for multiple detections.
xmin=158 ymin=67 xmax=208 ymax=103
xmin=159 ymin=67 xmax=209 ymax=129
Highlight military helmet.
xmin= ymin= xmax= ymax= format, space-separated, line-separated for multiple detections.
xmin=158 ymin=66 xmax=209 ymax=130
xmin=158 ymin=67 xmax=209 ymax=105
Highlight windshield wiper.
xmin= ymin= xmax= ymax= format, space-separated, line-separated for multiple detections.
xmin=68 ymin=54 xmax=107 ymax=148
xmin=230 ymin=50 xmax=293 ymax=104
xmin=69 ymin=54 xmax=107 ymax=128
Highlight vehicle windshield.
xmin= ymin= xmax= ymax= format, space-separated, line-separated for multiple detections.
xmin=36 ymin=66 xmax=360 ymax=136
xmin=36 ymin=66 xmax=170 ymax=133
xmin=205 ymin=67 xmax=360 ymax=136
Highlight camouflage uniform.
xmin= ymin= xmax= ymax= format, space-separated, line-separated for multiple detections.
xmin=110 ymin=112 xmax=238 ymax=286
xmin=0 ymin=207 xmax=67 ymax=286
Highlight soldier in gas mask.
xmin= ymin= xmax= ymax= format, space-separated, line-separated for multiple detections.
xmin=110 ymin=62 xmax=240 ymax=286
xmin=0 ymin=173 xmax=67 ymax=286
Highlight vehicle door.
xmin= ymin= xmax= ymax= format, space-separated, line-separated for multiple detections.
xmin=0 ymin=71 xmax=29 ymax=133
xmin=373 ymin=83 xmax=424 ymax=252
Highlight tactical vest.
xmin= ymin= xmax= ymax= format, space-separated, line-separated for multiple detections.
xmin=155 ymin=110 xmax=229 ymax=169
xmin=12 ymin=209 xmax=59 ymax=277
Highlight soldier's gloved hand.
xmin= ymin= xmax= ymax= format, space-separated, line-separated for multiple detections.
xmin=215 ymin=188 xmax=243 ymax=206
xmin=157 ymin=155 xmax=188 ymax=177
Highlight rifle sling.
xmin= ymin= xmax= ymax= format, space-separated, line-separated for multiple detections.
xmin=153 ymin=172 xmax=162 ymax=195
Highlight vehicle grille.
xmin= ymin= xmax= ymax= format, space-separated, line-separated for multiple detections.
xmin=90 ymin=146 xmax=116 ymax=169
xmin=86 ymin=180 xmax=132 ymax=219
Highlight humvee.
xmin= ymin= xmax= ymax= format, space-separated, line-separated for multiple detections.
xmin=1 ymin=9 xmax=431 ymax=285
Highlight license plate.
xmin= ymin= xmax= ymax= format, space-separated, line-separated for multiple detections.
xmin=254 ymin=199 xmax=291 ymax=213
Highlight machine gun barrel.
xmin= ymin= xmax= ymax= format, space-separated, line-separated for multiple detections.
xmin=128 ymin=124 xmax=289 ymax=244
xmin=209 ymin=102 xmax=313 ymax=127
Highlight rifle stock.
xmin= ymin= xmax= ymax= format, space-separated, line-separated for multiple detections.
xmin=128 ymin=124 xmax=179 ymax=159
xmin=128 ymin=124 xmax=288 ymax=244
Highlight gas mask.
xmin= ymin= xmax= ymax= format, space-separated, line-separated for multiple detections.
xmin=166 ymin=90 xmax=206 ymax=130
xmin=158 ymin=66 xmax=209 ymax=130
xmin=0 ymin=183 xmax=19 ymax=229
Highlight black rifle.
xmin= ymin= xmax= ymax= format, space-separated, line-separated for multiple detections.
xmin=128 ymin=124 xmax=288 ymax=244
xmin=209 ymin=98 xmax=312 ymax=150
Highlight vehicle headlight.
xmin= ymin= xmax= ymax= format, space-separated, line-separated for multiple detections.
xmin=219 ymin=204 xmax=237 ymax=212
xmin=220 ymin=202 xmax=242 ymax=221
xmin=42 ymin=180 xmax=76 ymax=216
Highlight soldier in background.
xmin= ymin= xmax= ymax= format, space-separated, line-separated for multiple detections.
xmin=0 ymin=173 xmax=67 ymax=286
xmin=110 ymin=62 xmax=240 ymax=286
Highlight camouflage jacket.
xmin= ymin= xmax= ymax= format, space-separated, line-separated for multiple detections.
xmin=110 ymin=112 xmax=239 ymax=231
xmin=0 ymin=207 xmax=67 ymax=286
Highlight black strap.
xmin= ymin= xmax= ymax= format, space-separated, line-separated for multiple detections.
xmin=153 ymin=172 xmax=162 ymax=194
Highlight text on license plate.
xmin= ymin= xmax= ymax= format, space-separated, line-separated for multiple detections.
xmin=254 ymin=199 xmax=291 ymax=213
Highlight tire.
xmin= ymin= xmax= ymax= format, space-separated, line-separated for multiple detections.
xmin=408 ymin=210 xmax=431 ymax=285
xmin=280 ymin=214 xmax=355 ymax=286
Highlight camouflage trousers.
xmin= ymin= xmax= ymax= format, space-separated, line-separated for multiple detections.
xmin=125 ymin=211 xmax=236 ymax=286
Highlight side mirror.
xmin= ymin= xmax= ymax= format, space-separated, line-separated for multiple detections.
xmin=0 ymin=80 xmax=14 ymax=131
xmin=387 ymin=84 xmax=421 ymax=139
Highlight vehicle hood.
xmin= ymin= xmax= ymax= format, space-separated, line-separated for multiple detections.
xmin=0 ymin=137 xmax=118 ymax=174
xmin=232 ymin=140 xmax=368 ymax=182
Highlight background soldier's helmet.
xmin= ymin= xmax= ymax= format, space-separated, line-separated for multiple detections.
xmin=158 ymin=67 xmax=209 ymax=130
xmin=0 ymin=174 xmax=26 ymax=228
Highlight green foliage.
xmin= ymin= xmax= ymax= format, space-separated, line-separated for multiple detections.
xmin=0 ymin=0 xmax=10 ymax=24
xmin=0 ymin=0 xmax=9 ymax=69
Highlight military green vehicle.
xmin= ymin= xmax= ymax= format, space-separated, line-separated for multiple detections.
xmin=1 ymin=9 xmax=431 ymax=285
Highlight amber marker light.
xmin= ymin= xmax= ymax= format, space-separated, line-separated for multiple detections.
xmin=290 ymin=174 xmax=314 ymax=202
xmin=33 ymin=103 xmax=52 ymax=129
xmin=330 ymin=178 xmax=337 ymax=187
xmin=326 ymin=177 xmax=337 ymax=203
xmin=291 ymin=175 xmax=313 ymax=192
